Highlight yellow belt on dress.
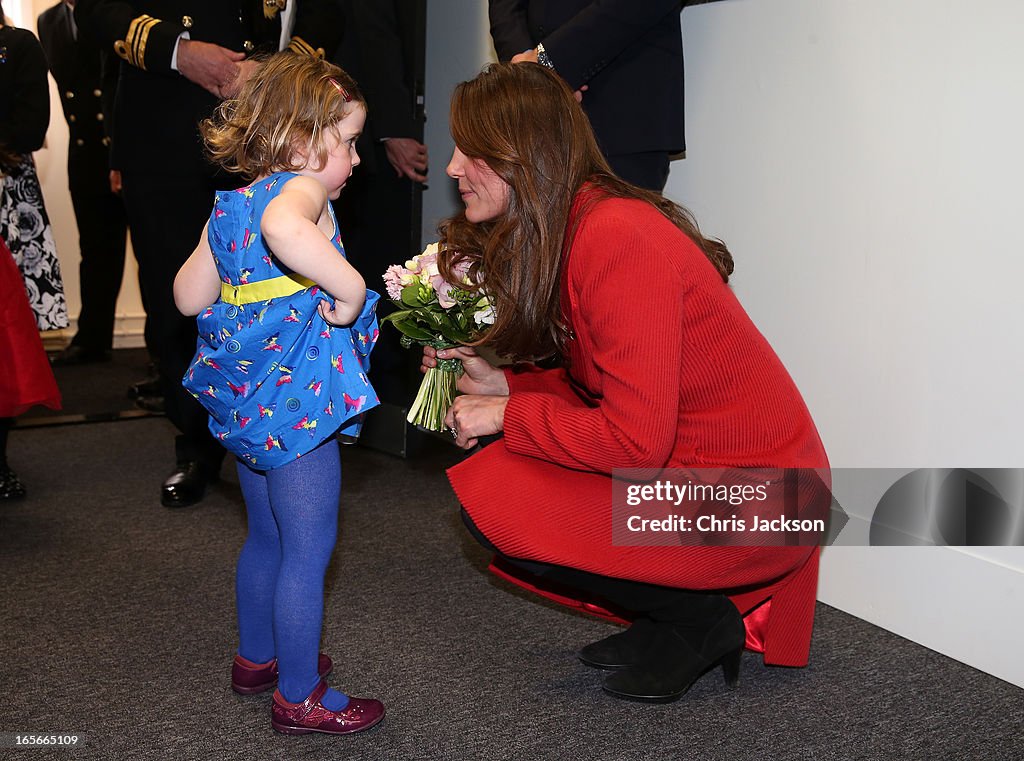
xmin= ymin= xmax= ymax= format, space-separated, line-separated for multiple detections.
xmin=220 ymin=273 xmax=317 ymax=306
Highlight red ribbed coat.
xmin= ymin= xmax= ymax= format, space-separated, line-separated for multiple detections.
xmin=448 ymin=193 xmax=829 ymax=667
xmin=0 ymin=236 xmax=61 ymax=418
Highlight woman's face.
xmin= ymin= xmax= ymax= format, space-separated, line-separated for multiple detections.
xmin=447 ymin=147 xmax=510 ymax=223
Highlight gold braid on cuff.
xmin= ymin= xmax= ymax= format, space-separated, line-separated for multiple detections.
xmin=287 ymin=36 xmax=325 ymax=60
xmin=264 ymin=0 xmax=287 ymax=20
xmin=114 ymin=14 xmax=159 ymax=69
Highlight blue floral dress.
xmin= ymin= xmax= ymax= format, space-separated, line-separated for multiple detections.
xmin=183 ymin=171 xmax=379 ymax=470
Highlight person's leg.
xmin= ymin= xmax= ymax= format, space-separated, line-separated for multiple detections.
xmin=0 ymin=418 xmax=25 ymax=500
xmin=266 ymin=441 xmax=349 ymax=710
xmin=460 ymin=506 xmax=743 ymax=699
xmin=235 ymin=460 xmax=281 ymax=663
xmin=332 ymin=146 xmax=421 ymax=407
xmin=65 ymin=155 xmax=127 ymax=355
xmin=537 ymin=545 xmax=744 ymax=700
xmin=121 ymin=169 xmax=225 ymax=505
xmin=461 ymin=506 xmax=698 ymax=613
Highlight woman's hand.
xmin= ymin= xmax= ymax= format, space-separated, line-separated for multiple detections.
xmin=445 ymin=394 xmax=508 ymax=450
xmin=421 ymin=346 xmax=509 ymax=397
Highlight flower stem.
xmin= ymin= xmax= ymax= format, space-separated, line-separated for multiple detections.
xmin=406 ymin=359 xmax=463 ymax=432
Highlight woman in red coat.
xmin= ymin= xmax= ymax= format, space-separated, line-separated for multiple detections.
xmin=422 ymin=63 xmax=829 ymax=702
xmin=1 ymin=233 xmax=62 ymax=498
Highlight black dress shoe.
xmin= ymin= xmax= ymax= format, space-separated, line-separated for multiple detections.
xmin=0 ymin=467 xmax=27 ymax=500
xmin=51 ymin=345 xmax=111 ymax=366
xmin=128 ymin=376 xmax=162 ymax=399
xmin=602 ymin=603 xmax=745 ymax=703
xmin=135 ymin=395 xmax=166 ymax=414
xmin=161 ymin=462 xmax=218 ymax=508
xmin=579 ymin=618 xmax=658 ymax=669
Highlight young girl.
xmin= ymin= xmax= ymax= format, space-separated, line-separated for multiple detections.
xmin=173 ymin=54 xmax=384 ymax=736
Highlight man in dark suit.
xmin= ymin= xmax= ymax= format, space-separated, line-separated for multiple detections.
xmin=38 ymin=0 xmax=128 ymax=366
xmin=331 ymin=0 xmax=426 ymax=410
xmin=489 ymin=0 xmax=685 ymax=192
xmin=75 ymin=0 xmax=343 ymax=507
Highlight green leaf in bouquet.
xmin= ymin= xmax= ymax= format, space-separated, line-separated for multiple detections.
xmin=425 ymin=309 xmax=447 ymax=329
xmin=440 ymin=320 xmax=473 ymax=345
xmin=380 ymin=309 xmax=414 ymax=326
xmin=391 ymin=320 xmax=436 ymax=342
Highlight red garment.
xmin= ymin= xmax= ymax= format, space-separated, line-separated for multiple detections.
xmin=0 ymin=236 xmax=61 ymax=417
xmin=448 ymin=192 xmax=829 ymax=667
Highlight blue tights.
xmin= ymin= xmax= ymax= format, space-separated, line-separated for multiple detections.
xmin=235 ymin=441 xmax=348 ymax=710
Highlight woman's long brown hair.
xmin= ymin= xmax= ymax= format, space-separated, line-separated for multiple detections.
xmin=439 ymin=62 xmax=733 ymax=362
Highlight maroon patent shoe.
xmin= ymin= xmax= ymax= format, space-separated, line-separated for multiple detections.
xmin=271 ymin=681 xmax=385 ymax=735
xmin=232 ymin=653 xmax=333 ymax=695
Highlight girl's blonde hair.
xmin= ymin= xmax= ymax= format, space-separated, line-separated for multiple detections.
xmin=202 ymin=53 xmax=364 ymax=180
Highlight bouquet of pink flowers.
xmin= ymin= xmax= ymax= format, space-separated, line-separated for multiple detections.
xmin=381 ymin=242 xmax=494 ymax=432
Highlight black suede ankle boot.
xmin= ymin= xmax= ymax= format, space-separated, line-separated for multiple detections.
xmin=602 ymin=598 xmax=744 ymax=702
xmin=578 ymin=617 xmax=657 ymax=670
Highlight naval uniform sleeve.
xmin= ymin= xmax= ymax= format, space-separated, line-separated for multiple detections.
xmin=287 ymin=0 xmax=344 ymax=60
xmin=75 ymin=0 xmax=186 ymax=75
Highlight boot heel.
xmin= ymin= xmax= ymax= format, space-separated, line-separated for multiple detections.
xmin=720 ymin=646 xmax=742 ymax=688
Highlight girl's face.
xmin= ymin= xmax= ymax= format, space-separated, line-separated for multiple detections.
xmin=300 ymin=104 xmax=366 ymax=200
xmin=447 ymin=147 xmax=510 ymax=223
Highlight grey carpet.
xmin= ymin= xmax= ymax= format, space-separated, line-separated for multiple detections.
xmin=1 ymin=419 xmax=1022 ymax=761
xmin=19 ymin=347 xmax=157 ymax=424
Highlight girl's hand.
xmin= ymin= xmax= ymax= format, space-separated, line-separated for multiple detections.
xmin=421 ymin=346 xmax=509 ymax=396
xmin=445 ymin=394 xmax=508 ymax=450
xmin=318 ymin=298 xmax=360 ymax=327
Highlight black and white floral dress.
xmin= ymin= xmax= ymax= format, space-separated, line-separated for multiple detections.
xmin=0 ymin=23 xmax=67 ymax=331
xmin=1 ymin=155 xmax=67 ymax=331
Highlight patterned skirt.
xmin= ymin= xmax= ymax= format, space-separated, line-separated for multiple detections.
xmin=0 ymin=154 xmax=67 ymax=331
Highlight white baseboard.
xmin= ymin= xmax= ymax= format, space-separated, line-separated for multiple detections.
xmin=41 ymin=314 xmax=148 ymax=351
xmin=111 ymin=314 xmax=147 ymax=349
xmin=818 ymin=546 xmax=1024 ymax=688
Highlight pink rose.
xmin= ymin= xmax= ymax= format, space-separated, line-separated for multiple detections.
xmin=452 ymin=258 xmax=472 ymax=284
xmin=430 ymin=274 xmax=457 ymax=308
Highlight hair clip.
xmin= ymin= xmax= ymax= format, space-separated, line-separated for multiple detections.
xmin=328 ymin=78 xmax=352 ymax=102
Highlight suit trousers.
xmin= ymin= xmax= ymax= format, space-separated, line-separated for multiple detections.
xmin=120 ymin=168 xmax=224 ymax=471
xmin=67 ymin=153 xmax=128 ymax=352
xmin=332 ymin=142 xmax=422 ymax=407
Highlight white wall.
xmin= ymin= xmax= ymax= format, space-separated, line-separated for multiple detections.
xmin=670 ymin=0 xmax=1024 ymax=687
xmin=421 ymin=1 xmax=494 ymax=245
